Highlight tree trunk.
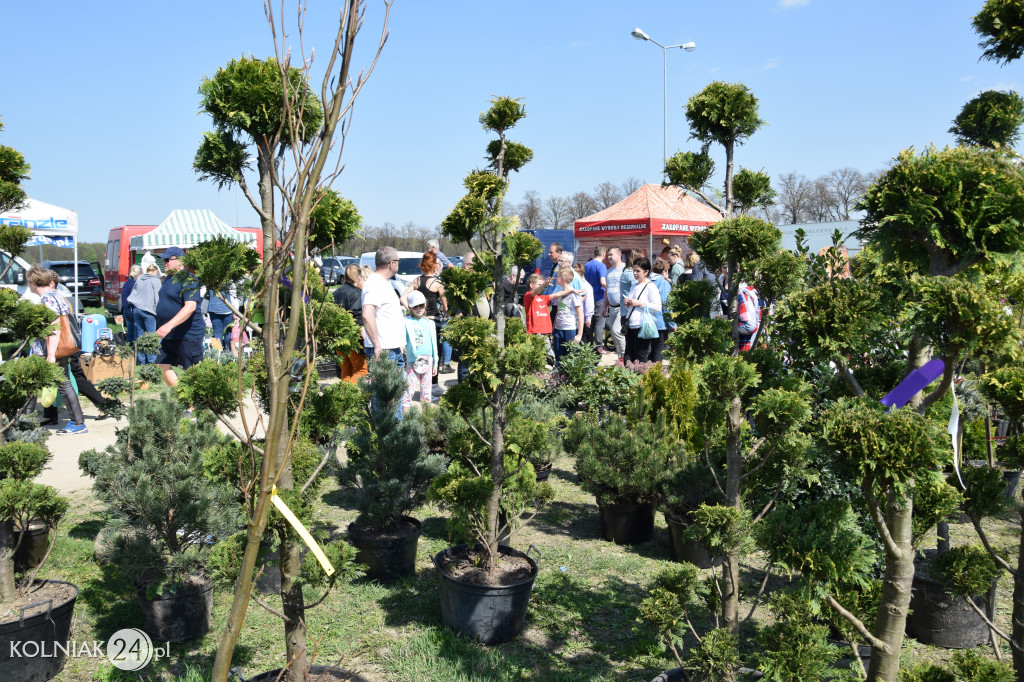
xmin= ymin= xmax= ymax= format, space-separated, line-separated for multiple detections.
xmin=485 ymin=238 xmax=506 ymax=574
xmin=722 ymin=394 xmax=744 ymax=631
xmin=724 ymin=140 xmax=735 ymax=217
xmin=1010 ymin=507 xmax=1024 ymax=680
xmin=0 ymin=520 xmax=16 ymax=601
xmin=279 ymin=523 xmax=308 ymax=677
xmin=867 ymin=491 xmax=915 ymax=682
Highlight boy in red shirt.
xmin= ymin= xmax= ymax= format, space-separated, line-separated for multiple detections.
xmin=524 ymin=273 xmax=582 ymax=335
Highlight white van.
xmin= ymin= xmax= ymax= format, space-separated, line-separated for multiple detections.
xmin=0 ymin=251 xmax=81 ymax=311
xmin=358 ymin=251 xmax=425 ymax=289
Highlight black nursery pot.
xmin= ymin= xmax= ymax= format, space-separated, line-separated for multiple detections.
xmin=665 ymin=513 xmax=721 ymax=569
xmin=598 ymin=501 xmax=655 ymax=545
xmin=347 ymin=516 xmax=422 ymax=583
xmin=136 ymin=577 xmax=214 ymax=643
xmin=14 ymin=521 xmax=49 ymax=573
xmin=433 ymin=544 xmax=539 ymax=645
xmin=0 ymin=580 xmax=78 ymax=682
xmin=904 ymin=550 xmax=989 ymax=649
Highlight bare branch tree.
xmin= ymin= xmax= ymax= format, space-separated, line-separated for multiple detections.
xmin=545 ymin=195 xmax=570 ymax=229
xmin=566 ymin=191 xmax=599 ymax=221
xmin=516 ymin=189 xmax=546 ymax=230
xmin=594 ymin=181 xmax=623 ymax=209
xmin=621 ymin=175 xmax=643 ymax=195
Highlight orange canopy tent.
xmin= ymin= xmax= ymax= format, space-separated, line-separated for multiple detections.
xmin=573 ymin=184 xmax=721 ymax=259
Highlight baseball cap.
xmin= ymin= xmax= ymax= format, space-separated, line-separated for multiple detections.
xmin=162 ymin=247 xmax=186 ymax=260
xmin=407 ymin=290 xmax=427 ymax=308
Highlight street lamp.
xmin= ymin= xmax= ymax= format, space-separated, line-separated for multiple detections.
xmin=631 ymin=27 xmax=696 ymax=174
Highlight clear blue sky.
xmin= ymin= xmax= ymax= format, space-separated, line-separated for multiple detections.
xmin=2 ymin=0 xmax=1016 ymax=243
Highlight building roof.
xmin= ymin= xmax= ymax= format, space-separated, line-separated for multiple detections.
xmin=575 ymin=184 xmax=723 ymax=225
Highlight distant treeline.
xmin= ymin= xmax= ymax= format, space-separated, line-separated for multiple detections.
xmin=23 ymin=242 xmax=106 ymax=265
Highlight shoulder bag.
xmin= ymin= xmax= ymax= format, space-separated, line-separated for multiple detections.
xmin=55 ymin=314 xmax=81 ymax=359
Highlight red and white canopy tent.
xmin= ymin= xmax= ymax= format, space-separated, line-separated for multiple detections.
xmin=573 ymin=184 xmax=722 ymax=260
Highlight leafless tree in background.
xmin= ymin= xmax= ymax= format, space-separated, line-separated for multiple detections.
xmin=772 ymin=172 xmax=815 ymax=224
xmin=826 ymin=167 xmax=872 ymax=220
xmin=566 ymin=191 xmax=599 ymax=220
xmin=622 ymin=176 xmax=643 ymax=195
xmin=594 ymin=181 xmax=623 ymax=210
xmin=545 ymin=195 xmax=570 ymax=229
xmin=516 ymin=190 xmax=546 ymax=230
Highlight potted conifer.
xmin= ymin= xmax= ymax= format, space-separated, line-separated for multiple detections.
xmin=563 ymin=396 xmax=678 ymax=546
xmin=79 ymin=396 xmax=239 ymax=642
xmin=337 ymin=359 xmax=446 ymax=581
xmin=427 ymin=96 xmax=552 ymax=645
xmin=0 ymin=275 xmax=79 ymax=682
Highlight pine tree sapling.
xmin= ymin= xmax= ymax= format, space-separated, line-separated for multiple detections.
xmin=79 ymin=396 xmax=239 ymax=596
xmin=337 ymin=359 xmax=445 ymax=533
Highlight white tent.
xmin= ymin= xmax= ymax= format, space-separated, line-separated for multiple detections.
xmin=129 ymin=209 xmax=255 ymax=251
xmin=0 ymin=197 xmax=83 ymax=310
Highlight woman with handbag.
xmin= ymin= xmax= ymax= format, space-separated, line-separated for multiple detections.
xmin=622 ymin=256 xmax=662 ymax=364
xmin=28 ymin=268 xmax=91 ymax=433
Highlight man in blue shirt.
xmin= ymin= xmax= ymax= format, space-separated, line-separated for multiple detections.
xmin=155 ymin=246 xmax=206 ymax=388
xmin=583 ymin=245 xmax=608 ymax=350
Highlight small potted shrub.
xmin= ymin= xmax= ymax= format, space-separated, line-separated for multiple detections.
xmin=0 ymin=441 xmax=75 ymax=682
xmin=564 ymin=397 xmax=678 ymax=545
xmin=336 ymin=359 xmax=446 ymax=581
xmin=80 ymin=395 xmax=239 ymax=642
xmin=506 ymin=393 xmax=567 ymax=482
xmin=662 ymin=459 xmax=724 ymax=568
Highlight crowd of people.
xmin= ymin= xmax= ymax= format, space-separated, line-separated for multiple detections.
xmin=330 ymin=242 xmax=762 ymax=417
xmin=33 ymin=239 xmax=761 ymax=430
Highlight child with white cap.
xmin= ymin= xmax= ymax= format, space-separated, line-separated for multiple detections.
xmin=403 ymin=289 xmax=438 ymax=412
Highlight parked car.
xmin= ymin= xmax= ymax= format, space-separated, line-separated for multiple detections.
xmin=320 ymin=256 xmax=357 ymax=285
xmin=448 ymin=255 xmax=464 ymax=269
xmin=358 ymin=251 xmax=424 ymax=288
xmin=40 ymin=260 xmax=104 ymax=307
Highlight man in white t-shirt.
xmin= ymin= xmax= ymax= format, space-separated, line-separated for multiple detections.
xmin=601 ymin=247 xmax=626 ymax=361
xmin=362 ymin=246 xmax=407 ymax=369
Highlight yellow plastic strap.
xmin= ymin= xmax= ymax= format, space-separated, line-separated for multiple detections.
xmin=270 ymin=485 xmax=335 ymax=576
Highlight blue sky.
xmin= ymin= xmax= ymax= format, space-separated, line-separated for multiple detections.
xmin=1 ymin=0 xmax=1016 ymax=243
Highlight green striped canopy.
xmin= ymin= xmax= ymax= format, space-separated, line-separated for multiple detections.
xmin=129 ymin=209 xmax=256 ymax=250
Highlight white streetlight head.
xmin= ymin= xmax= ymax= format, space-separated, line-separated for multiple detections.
xmin=682 ymin=42 xmax=696 ymax=52
xmin=631 ymin=28 xmax=650 ymax=41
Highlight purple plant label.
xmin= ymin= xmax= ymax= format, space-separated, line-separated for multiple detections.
xmin=880 ymin=358 xmax=945 ymax=410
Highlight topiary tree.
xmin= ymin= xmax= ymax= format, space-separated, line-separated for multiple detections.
xmin=769 ymin=143 xmax=1024 ymax=681
xmin=950 ymin=89 xmax=1024 ymax=149
xmin=183 ymin=3 xmax=391 ymax=679
xmin=434 ymin=96 xmax=548 ymax=577
xmin=0 ymin=441 xmax=68 ymax=602
xmin=670 ymin=214 xmax=806 ymax=642
xmin=663 ymin=81 xmax=773 ymax=218
xmin=974 ymin=0 xmax=1024 ymax=66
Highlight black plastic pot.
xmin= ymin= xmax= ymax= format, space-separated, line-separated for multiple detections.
xmin=434 ymin=544 xmax=539 ymax=645
xmin=598 ymin=500 xmax=655 ymax=545
xmin=347 ymin=517 xmax=422 ymax=582
xmin=905 ymin=552 xmax=989 ymax=649
xmin=245 ymin=664 xmax=369 ymax=681
xmin=14 ymin=522 xmax=49 ymax=573
xmin=136 ymin=576 xmax=214 ymax=643
xmin=665 ymin=513 xmax=721 ymax=569
xmin=0 ymin=579 xmax=78 ymax=682
xmin=534 ymin=462 xmax=553 ymax=482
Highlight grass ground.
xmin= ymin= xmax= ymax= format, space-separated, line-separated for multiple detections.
xmin=37 ymin=445 xmax=1024 ymax=681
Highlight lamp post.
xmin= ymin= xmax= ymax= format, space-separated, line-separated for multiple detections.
xmin=631 ymin=28 xmax=696 ymax=174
